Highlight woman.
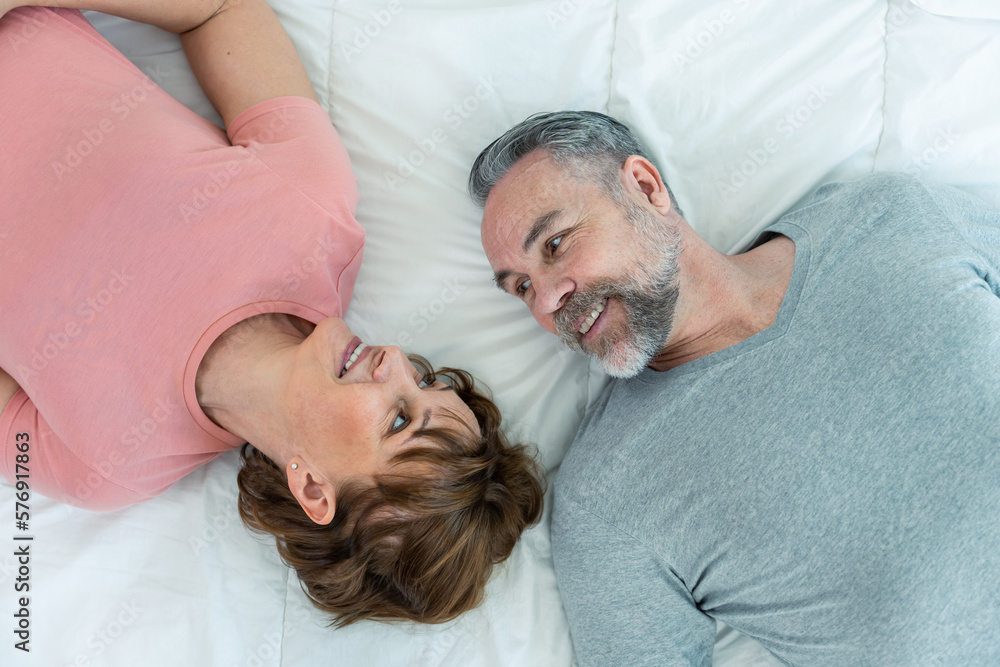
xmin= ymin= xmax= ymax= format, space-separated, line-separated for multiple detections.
xmin=0 ymin=1 xmax=543 ymax=626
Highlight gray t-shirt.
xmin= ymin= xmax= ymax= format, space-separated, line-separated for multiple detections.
xmin=552 ymin=173 xmax=1000 ymax=666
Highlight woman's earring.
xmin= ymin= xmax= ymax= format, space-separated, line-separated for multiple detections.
xmin=291 ymin=463 xmax=299 ymax=470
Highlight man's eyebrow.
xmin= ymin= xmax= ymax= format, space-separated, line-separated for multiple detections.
xmin=492 ymin=210 xmax=564 ymax=292
xmin=522 ymin=209 xmax=563 ymax=253
xmin=493 ymin=269 xmax=512 ymax=292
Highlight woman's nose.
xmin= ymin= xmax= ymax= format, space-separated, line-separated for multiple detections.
xmin=371 ymin=345 xmax=408 ymax=383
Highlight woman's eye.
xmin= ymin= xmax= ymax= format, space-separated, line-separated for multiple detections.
xmin=391 ymin=412 xmax=408 ymax=432
xmin=418 ymin=376 xmax=433 ymax=388
xmin=548 ymin=235 xmax=563 ymax=253
xmin=515 ymin=278 xmax=532 ymax=295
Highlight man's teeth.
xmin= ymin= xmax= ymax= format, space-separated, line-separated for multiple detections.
xmin=578 ymin=299 xmax=607 ymax=334
xmin=344 ymin=342 xmax=367 ymax=373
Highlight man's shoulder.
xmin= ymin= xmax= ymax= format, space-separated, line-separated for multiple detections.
xmin=803 ymin=171 xmax=924 ymax=207
xmin=556 ymin=373 xmax=665 ymax=501
xmin=559 ymin=377 xmax=623 ymax=476
xmin=552 ymin=377 xmax=639 ymax=538
xmin=766 ymin=172 xmax=960 ymax=252
xmin=779 ymin=172 xmax=923 ymax=229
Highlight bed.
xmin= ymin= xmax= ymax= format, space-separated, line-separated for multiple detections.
xmin=1 ymin=1 xmax=998 ymax=665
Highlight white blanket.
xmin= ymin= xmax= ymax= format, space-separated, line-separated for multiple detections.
xmin=2 ymin=1 xmax=998 ymax=665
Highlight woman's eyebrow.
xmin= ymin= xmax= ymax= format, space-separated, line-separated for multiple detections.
xmin=403 ymin=409 xmax=433 ymax=445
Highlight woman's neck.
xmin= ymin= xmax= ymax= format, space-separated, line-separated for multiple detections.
xmin=195 ymin=313 xmax=313 ymax=458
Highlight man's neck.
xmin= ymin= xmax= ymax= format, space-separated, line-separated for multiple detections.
xmin=648 ymin=234 xmax=796 ymax=372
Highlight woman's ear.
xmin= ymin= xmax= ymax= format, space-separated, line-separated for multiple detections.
xmin=286 ymin=458 xmax=336 ymax=525
xmin=621 ymin=155 xmax=674 ymax=214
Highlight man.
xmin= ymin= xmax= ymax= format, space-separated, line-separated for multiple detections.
xmin=469 ymin=111 xmax=1000 ymax=665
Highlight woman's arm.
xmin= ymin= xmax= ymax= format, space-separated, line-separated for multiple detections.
xmin=5 ymin=0 xmax=318 ymax=128
xmin=4 ymin=0 xmax=227 ymax=34
xmin=0 ymin=367 xmax=21 ymax=414
xmin=178 ymin=0 xmax=319 ymax=127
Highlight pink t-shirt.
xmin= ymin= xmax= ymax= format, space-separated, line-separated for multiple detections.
xmin=0 ymin=8 xmax=365 ymax=510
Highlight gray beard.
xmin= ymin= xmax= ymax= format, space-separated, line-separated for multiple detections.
xmin=555 ymin=272 xmax=679 ymax=378
xmin=553 ymin=195 xmax=682 ymax=378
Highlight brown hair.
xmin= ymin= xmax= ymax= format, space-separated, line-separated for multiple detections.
xmin=235 ymin=356 xmax=545 ymax=626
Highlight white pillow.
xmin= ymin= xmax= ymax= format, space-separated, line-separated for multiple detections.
xmin=909 ymin=0 xmax=1000 ymax=20
xmin=328 ymin=0 xmax=621 ymax=473
xmin=877 ymin=0 xmax=1000 ymax=207
xmin=610 ymin=0 xmax=887 ymax=252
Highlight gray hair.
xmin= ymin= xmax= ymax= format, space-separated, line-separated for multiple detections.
xmin=468 ymin=110 xmax=680 ymax=215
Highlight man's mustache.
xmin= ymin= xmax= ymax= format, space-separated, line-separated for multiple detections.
xmin=554 ymin=280 xmax=622 ymax=349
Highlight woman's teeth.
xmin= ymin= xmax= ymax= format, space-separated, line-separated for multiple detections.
xmin=578 ymin=299 xmax=607 ymax=335
xmin=344 ymin=342 xmax=367 ymax=373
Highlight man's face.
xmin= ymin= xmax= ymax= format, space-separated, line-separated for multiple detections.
xmin=481 ymin=150 xmax=681 ymax=378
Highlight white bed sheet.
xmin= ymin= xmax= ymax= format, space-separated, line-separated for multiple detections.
xmin=1 ymin=1 xmax=998 ymax=665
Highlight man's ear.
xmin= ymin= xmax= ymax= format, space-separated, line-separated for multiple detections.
xmin=286 ymin=458 xmax=336 ymax=525
xmin=621 ymin=155 xmax=674 ymax=215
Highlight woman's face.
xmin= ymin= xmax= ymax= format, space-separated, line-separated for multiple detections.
xmin=281 ymin=317 xmax=479 ymax=486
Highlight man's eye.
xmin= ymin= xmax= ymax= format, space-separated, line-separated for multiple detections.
xmin=547 ymin=235 xmax=563 ymax=254
xmin=515 ymin=278 xmax=532 ymax=295
xmin=391 ymin=411 xmax=409 ymax=432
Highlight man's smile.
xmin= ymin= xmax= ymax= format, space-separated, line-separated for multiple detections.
xmin=577 ymin=298 xmax=607 ymax=335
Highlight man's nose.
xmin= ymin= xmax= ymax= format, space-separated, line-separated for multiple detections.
xmin=531 ymin=273 xmax=574 ymax=331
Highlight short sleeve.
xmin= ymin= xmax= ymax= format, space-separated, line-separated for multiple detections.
xmin=227 ymin=96 xmax=359 ymax=219
xmin=920 ymin=178 xmax=1000 ymax=298
xmin=552 ymin=492 xmax=717 ymax=667
xmin=0 ymin=390 xmax=150 ymax=512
